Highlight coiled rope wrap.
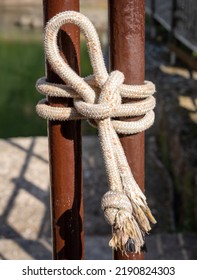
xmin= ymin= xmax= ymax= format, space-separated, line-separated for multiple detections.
xmin=36 ymin=11 xmax=156 ymax=254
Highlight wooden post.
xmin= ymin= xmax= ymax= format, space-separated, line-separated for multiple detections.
xmin=108 ymin=0 xmax=145 ymax=260
xmin=43 ymin=0 xmax=84 ymax=260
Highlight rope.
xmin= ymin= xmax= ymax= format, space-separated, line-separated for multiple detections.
xmin=36 ymin=11 xmax=156 ymax=254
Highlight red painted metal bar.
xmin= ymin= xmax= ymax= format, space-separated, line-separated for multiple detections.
xmin=43 ymin=0 xmax=84 ymax=259
xmin=108 ymin=0 xmax=145 ymax=260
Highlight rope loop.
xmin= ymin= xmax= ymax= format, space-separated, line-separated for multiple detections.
xmin=36 ymin=11 xmax=156 ymax=254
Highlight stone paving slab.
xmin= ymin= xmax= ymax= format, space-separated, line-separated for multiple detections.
xmin=0 ymin=136 xmax=196 ymax=260
xmin=0 ymin=233 xmax=196 ymax=260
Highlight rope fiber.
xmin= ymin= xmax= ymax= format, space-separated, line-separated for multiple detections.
xmin=36 ymin=11 xmax=156 ymax=254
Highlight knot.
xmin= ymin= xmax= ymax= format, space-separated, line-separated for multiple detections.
xmin=74 ymin=71 xmax=123 ymax=121
xmin=101 ymin=191 xmax=133 ymax=226
xmin=36 ymin=11 xmax=156 ymax=133
xmin=35 ymin=11 xmax=156 ymax=254
xmin=101 ymin=190 xmax=148 ymax=253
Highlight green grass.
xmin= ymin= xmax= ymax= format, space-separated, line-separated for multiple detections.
xmin=80 ymin=41 xmax=93 ymax=77
xmin=0 ymin=38 xmax=93 ymax=138
xmin=0 ymin=40 xmax=46 ymax=138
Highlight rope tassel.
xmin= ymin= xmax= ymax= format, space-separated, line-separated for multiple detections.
xmin=36 ymin=11 xmax=156 ymax=254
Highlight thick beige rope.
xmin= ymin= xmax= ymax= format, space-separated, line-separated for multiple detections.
xmin=36 ymin=11 xmax=156 ymax=254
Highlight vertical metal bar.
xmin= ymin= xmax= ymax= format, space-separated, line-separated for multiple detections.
xmin=43 ymin=0 xmax=84 ymax=260
xmin=108 ymin=0 xmax=145 ymax=260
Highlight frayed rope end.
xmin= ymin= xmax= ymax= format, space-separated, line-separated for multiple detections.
xmin=102 ymin=191 xmax=157 ymax=255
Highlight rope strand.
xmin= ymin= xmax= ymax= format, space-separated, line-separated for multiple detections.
xmin=36 ymin=11 xmax=156 ymax=254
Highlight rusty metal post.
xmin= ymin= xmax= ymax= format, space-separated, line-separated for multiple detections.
xmin=43 ymin=0 xmax=84 ymax=259
xmin=108 ymin=0 xmax=145 ymax=260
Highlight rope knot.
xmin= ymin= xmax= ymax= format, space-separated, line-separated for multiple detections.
xmin=36 ymin=11 xmax=157 ymax=254
xmin=101 ymin=190 xmax=133 ymax=226
xmin=74 ymin=71 xmax=124 ymax=122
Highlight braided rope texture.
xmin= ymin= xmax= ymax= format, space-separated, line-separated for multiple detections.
xmin=36 ymin=11 xmax=156 ymax=254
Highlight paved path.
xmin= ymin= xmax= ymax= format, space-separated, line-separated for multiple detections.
xmin=0 ymin=137 xmax=196 ymax=260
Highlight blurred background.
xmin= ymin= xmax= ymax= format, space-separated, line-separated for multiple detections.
xmin=0 ymin=0 xmax=196 ymax=259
